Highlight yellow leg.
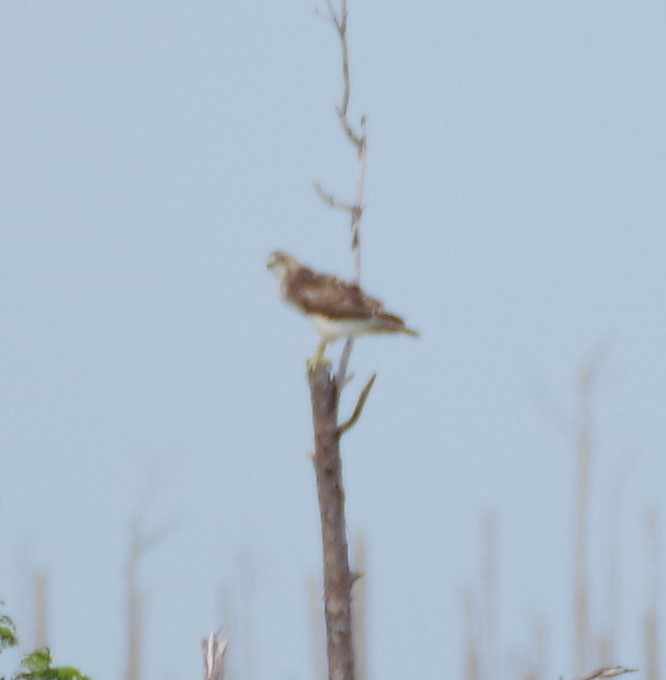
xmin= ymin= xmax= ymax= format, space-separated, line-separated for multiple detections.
xmin=307 ymin=340 xmax=329 ymax=373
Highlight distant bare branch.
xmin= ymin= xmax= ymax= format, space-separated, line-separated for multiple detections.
xmin=202 ymin=631 xmax=228 ymax=680
xmin=573 ymin=344 xmax=611 ymax=675
xmin=125 ymin=516 xmax=171 ymax=680
xmin=324 ymin=0 xmax=343 ymax=30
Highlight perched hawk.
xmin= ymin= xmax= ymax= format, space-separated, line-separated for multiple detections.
xmin=267 ymin=251 xmax=418 ymax=367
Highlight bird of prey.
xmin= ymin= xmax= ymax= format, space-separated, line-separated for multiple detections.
xmin=267 ymin=251 xmax=418 ymax=368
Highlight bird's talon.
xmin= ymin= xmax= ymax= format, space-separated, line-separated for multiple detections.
xmin=306 ymin=340 xmax=330 ymax=374
xmin=306 ymin=354 xmax=331 ymax=374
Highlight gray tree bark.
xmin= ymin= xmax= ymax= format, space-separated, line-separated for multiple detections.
xmin=309 ymin=364 xmax=355 ymax=680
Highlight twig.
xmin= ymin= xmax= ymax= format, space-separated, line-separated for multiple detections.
xmin=315 ymin=182 xmax=356 ymax=214
xmin=338 ymin=374 xmax=377 ymax=435
xmin=580 ymin=666 xmax=638 ymax=680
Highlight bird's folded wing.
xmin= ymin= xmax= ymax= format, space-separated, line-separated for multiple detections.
xmin=286 ymin=268 xmax=383 ymax=319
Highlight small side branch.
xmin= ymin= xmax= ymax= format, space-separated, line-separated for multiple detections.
xmin=315 ymin=182 xmax=356 ymax=214
xmin=338 ymin=373 xmax=377 ymax=436
xmin=580 ymin=666 xmax=638 ymax=680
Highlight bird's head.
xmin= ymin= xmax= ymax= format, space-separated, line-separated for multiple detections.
xmin=267 ymin=251 xmax=299 ymax=282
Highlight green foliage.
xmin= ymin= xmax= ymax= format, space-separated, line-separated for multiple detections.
xmin=13 ymin=649 xmax=90 ymax=680
xmin=0 ymin=602 xmax=89 ymax=680
xmin=0 ymin=602 xmax=18 ymax=653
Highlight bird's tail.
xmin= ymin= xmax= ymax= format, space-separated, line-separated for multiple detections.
xmin=375 ymin=312 xmax=420 ymax=337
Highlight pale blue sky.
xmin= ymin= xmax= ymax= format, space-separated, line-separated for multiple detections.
xmin=1 ymin=1 xmax=665 ymax=679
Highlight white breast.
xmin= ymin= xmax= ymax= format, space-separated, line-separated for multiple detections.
xmin=311 ymin=315 xmax=371 ymax=341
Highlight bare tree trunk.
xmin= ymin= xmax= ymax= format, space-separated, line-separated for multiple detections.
xmin=309 ymin=364 xmax=355 ymax=680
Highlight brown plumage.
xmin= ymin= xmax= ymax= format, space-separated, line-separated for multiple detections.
xmin=267 ymin=251 xmax=418 ymax=366
xmin=287 ymin=265 xmax=393 ymax=319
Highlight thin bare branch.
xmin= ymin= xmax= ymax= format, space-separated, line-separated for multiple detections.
xmin=317 ymin=0 xmax=368 ymax=390
xmin=332 ymin=0 xmax=350 ymax=115
xmin=315 ymin=182 xmax=356 ymax=214
xmin=338 ymin=373 xmax=377 ymax=435
xmin=336 ymin=339 xmax=355 ymax=386
xmin=324 ymin=0 xmax=367 ymax=388
xmin=349 ymin=116 xmax=366 ymax=284
xmin=322 ymin=0 xmax=364 ymax=151
xmin=338 ymin=113 xmax=363 ymax=150
xmin=324 ymin=0 xmax=342 ymax=30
